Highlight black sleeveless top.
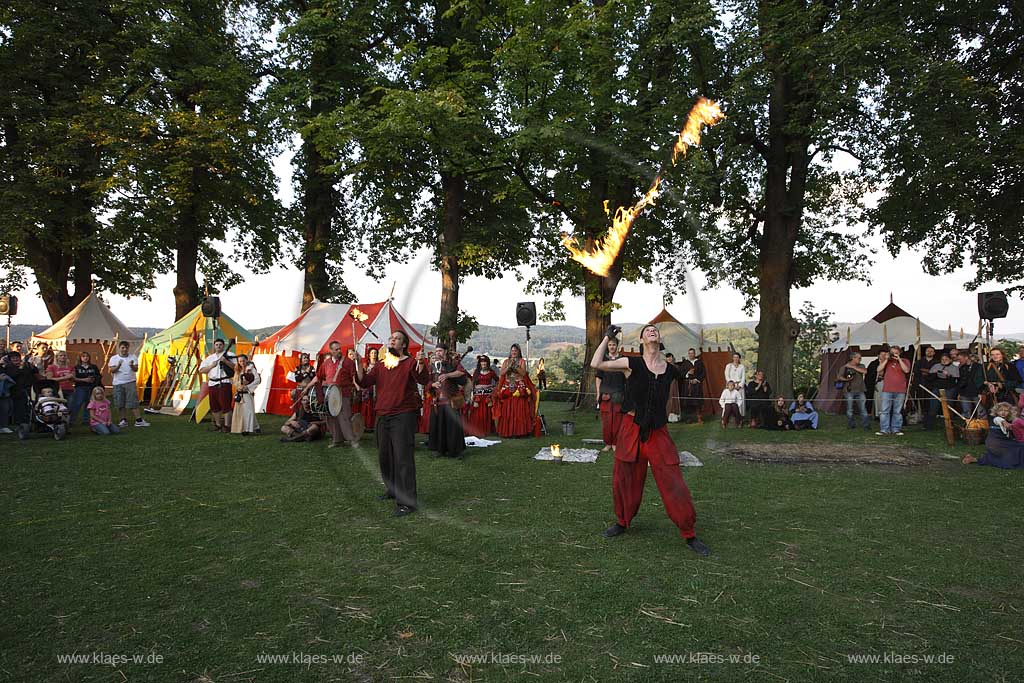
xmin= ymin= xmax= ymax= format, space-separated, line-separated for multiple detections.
xmin=621 ymin=356 xmax=683 ymax=441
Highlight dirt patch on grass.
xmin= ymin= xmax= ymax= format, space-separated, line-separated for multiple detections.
xmin=716 ymin=443 xmax=937 ymax=466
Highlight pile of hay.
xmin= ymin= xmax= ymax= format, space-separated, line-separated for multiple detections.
xmin=716 ymin=442 xmax=937 ymax=466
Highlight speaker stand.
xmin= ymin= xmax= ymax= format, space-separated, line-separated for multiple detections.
xmin=5 ymin=313 xmax=10 ymax=347
xmin=524 ymin=325 xmax=531 ymax=375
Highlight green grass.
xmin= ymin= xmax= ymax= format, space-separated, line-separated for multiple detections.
xmin=2 ymin=403 xmax=1022 ymax=682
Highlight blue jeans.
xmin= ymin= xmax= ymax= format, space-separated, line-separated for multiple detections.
xmin=960 ymin=397 xmax=983 ymax=419
xmin=846 ymin=392 xmax=869 ymax=427
xmin=92 ymin=423 xmax=120 ymax=435
xmin=69 ymin=386 xmax=92 ymax=425
xmin=880 ymin=392 xmax=906 ymax=433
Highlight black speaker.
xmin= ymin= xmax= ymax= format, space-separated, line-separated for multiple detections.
xmin=978 ymin=291 xmax=1008 ymax=320
xmin=201 ymin=296 xmax=222 ymax=319
xmin=0 ymin=294 xmax=17 ymax=316
xmin=516 ymin=301 xmax=537 ymax=327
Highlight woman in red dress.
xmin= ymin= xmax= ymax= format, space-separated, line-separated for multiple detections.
xmin=465 ymin=355 xmax=498 ymax=437
xmin=359 ymin=348 xmax=378 ymax=430
xmin=495 ymin=344 xmax=537 ymax=438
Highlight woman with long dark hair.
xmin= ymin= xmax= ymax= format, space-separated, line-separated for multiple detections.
xmin=466 ymin=355 xmax=498 ymax=437
xmin=495 ymin=344 xmax=537 ymax=437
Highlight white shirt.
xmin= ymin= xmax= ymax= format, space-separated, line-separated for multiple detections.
xmin=719 ymin=388 xmax=742 ymax=407
xmin=108 ymin=353 xmax=138 ymax=386
xmin=199 ymin=351 xmax=236 ymax=385
xmin=725 ymin=363 xmax=746 ymax=386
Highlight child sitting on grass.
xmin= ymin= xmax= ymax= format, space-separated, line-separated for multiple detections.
xmin=87 ymin=386 xmax=120 ymax=435
xmin=719 ymin=380 xmax=743 ymax=429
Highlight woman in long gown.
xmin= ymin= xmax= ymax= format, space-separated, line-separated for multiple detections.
xmin=231 ymin=354 xmax=261 ymax=435
xmin=495 ymin=344 xmax=537 ymax=438
xmin=359 ymin=348 xmax=378 ymax=430
xmin=466 ymin=355 xmax=498 ymax=437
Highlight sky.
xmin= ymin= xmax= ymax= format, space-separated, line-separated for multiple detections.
xmin=4 ymin=143 xmax=1022 ymax=336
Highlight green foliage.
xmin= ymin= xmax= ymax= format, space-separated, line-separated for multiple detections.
xmin=429 ymin=309 xmax=479 ymax=345
xmin=0 ymin=1 xmax=154 ymax=310
xmin=793 ymin=302 xmax=839 ymax=396
xmin=498 ymin=0 xmax=718 ymax=303
xmin=110 ymin=0 xmax=283 ymax=291
xmin=870 ymin=1 xmax=1024 ymax=295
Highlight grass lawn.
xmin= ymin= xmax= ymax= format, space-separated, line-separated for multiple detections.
xmin=2 ymin=402 xmax=1022 ymax=682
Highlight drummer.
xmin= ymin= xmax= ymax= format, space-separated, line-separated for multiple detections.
xmin=306 ymin=340 xmax=360 ymax=448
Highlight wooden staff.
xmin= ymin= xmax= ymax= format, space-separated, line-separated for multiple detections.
xmin=939 ymin=389 xmax=955 ymax=447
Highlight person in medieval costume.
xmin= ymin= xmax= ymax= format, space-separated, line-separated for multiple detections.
xmin=590 ymin=324 xmax=711 ymax=556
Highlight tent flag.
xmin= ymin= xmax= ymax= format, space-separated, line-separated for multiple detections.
xmin=193 ymin=384 xmax=211 ymax=424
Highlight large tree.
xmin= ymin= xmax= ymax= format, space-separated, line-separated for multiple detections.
xmin=269 ymin=0 xmax=412 ymax=310
xmin=498 ymin=0 xmax=718 ymax=398
xmin=0 ymin=1 xmax=152 ymax=321
xmin=111 ymin=0 xmax=282 ymax=320
xmin=333 ymin=0 xmax=532 ymax=340
xmin=687 ymin=0 xmax=913 ymax=397
xmin=870 ymin=0 xmax=1024 ymax=294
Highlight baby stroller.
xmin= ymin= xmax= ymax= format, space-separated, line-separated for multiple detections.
xmin=16 ymin=395 xmax=71 ymax=441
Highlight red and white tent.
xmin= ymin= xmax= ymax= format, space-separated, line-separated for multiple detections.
xmin=254 ymin=299 xmax=432 ymax=415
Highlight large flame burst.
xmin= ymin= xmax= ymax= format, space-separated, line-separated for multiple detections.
xmin=562 ymin=98 xmax=724 ymax=277
xmin=350 ymin=307 xmax=369 ymax=322
xmin=381 ymin=350 xmax=400 ymax=369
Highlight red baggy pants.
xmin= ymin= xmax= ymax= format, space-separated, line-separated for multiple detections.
xmin=613 ymin=414 xmax=697 ymax=539
xmin=600 ymin=399 xmax=624 ymax=446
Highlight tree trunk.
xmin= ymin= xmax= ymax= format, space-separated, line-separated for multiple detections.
xmin=173 ymin=236 xmax=200 ymax=321
xmin=300 ymin=135 xmax=336 ymax=311
xmin=26 ymin=223 xmax=93 ymax=323
xmin=578 ymin=263 xmax=622 ymax=408
xmin=755 ymin=66 xmax=811 ymax=398
xmin=437 ymin=171 xmax=465 ymax=338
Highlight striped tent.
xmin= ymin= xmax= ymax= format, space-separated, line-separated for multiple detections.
xmin=137 ymin=305 xmax=256 ymax=414
xmin=255 ymin=299 xmax=431 ymax=415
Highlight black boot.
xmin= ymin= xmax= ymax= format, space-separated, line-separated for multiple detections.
xmin=602 ymin=523 xmax=627 ymax=538
xmin=687 ymin=537 xmax=711 ymax=556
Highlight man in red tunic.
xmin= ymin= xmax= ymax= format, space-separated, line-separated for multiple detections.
xmin=307 ymin=340 xmax=359 ymax=448
xmin=590 ymin=324 xmax=711 ymax=556
xmin=354 ymin=331 xmax=430 ymax=517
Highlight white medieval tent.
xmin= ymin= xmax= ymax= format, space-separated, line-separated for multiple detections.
xmin=816 ymin=298 xmax=967 ymax=412
xmin=30 ymin=292 xmax=143 ymax=387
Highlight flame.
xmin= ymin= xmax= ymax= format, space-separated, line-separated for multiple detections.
xmin=381 ymin=351 xmax=400 ymax=369
xmin=550 ymin=444 xmax=562 ymax=459
xmin=350 ymin=307 xmax=369 ymax=322
xmin=671 ymin=97 xmax=725 ymax=165
xmin=562 ymin=97 xmax=724 ymax=277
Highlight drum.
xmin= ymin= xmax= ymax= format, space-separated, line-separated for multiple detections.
xmin=351 ymin=413 xmax=365 ymax=440
xmin=326 ymin=385 xmax=343 ymax=417
xmin=305 ymin=385 xmax=326 ymax=416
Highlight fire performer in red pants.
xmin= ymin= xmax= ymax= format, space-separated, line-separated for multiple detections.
xmin=590 ymin=324 xmax=711 ymax=556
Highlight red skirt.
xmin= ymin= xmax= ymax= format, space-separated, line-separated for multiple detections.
xmin=497 ymin=394 xmax=534 ymax=438
xmin=465 ymin=397 xmax=495 ymax=437
xmin=418 ymin=392 xmax=433 ymax=434
xmin=359 ymin=393 xmax=375 ymax=429
xmin=600 ymin=400 xmax=624 ymax=446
